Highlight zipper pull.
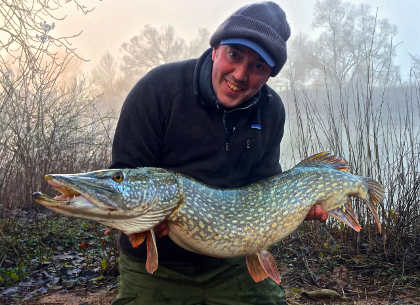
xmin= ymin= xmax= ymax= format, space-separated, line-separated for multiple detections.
xmin=246 ymin=139 xmax=251 ymax=150
xmin=225 ymin=142 xmax=231 ymax=152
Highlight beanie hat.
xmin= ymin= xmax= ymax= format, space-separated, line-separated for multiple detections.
xmin=210 ymin=1 xmax=291 ymax=76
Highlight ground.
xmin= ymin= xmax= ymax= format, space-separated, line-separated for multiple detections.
xmin=4 ymin=259 xmax=419 ymax=305
xmin=1 ymin=213 xmax=418 ymax=305
xmin=9 ymin=283 xmax=419 ymax=305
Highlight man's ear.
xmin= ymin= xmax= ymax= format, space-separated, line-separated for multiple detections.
xmin=211 ymin=46 xmax=218 ymax=61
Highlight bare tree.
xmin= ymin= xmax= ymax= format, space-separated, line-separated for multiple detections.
xmin=120 ymin=25 xmax=186 ymax=83
xmin=91 ymin=52 xmax=119 ymax=95
xmin=270 ymin=33 xmax=319 ymax=91
xmin=311 ymin=0 xmax=400 ymax=87
xmin=185 ymin=28 xmax=210 ymax=58
xmin=410 ymin=53 xmax=420 ymax=80
xmin=120 ymin=25 xmax=210 ymax=83
xmin=90 ymin=52 xmax=132 ymax=111
xmin=0 ymin=0 xmax=98 ymax=71
xmin=0 ymin=0 xmax=115 ymax=213
xmin=275 ymin=0 xmax=419 ymax=261
xmin=0 ymin=57 xmax=114 ymax=210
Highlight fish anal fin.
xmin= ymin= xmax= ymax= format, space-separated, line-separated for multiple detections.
xmin=145 ymin=230 xmax=158 ymax=274
xmin=258 ymin=250 xmax=281 ymax=284
xmin=128 ymin=232 xmax=146 ymax=248
xmin=246 ymin=250 xmax=281 ymax=285
xmin=246 ymin=254 xmax=268 ymax=283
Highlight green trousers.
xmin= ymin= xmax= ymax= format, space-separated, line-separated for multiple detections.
xmin=112 ymin=252 xmax=286 ymax=305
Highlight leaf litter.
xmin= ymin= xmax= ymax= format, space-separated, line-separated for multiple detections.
xmin=0 ymin=208 xmax=119 ymax=304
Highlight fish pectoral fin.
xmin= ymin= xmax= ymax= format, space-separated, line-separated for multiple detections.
xmin=246 ymin=250 xmax=281 ymax=285
xmin=128 ymin=230 xmax=159 ymax=273
xmin=128 ymin=232 xmax=146 ymax=248
xmin=145 ymin=230 xmax=158 ymax=274
xmin=328 ymin=201 xmax=362 ymax=232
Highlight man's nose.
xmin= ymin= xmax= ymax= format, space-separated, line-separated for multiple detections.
xmin=232 ymin=63 xmax=248 ymax=82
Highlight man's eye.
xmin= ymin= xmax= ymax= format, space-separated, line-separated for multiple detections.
xmin=254 ymin=62 xmax=270 ymax=74
xmin=228 ymin=49 xmax=240 ymax=60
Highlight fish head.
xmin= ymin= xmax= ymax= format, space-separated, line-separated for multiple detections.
xmin=33 ymin=168 xmax=183 ymax=234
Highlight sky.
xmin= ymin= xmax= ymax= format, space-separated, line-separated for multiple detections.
xmin=56 ymin=0 xmax=420 ymax=79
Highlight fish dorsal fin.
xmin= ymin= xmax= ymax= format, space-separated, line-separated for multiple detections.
xmin=246 ymin=250 xmax=281 ymax=285
xmin=295 ymin=152 xmax=350 ymax=172
xmin=145 ymin=230 xmax=158 ymax=274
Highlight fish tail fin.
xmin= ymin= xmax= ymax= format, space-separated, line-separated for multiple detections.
xmin=363 ymin=177 xmax=384 ymax=234
xmin=328 ymin=200 xmax=362 ymax=232
xmin=295 ymin=152 xmax=350 ymax=172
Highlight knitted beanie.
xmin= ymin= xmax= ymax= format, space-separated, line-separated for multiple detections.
xmin=210 ymin=1 xmax=291 ymax=76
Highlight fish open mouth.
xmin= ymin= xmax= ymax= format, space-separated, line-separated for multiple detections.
xmin=33 ymin=173 xmax=139 ymax=221
xmin=46 ymin=177 xmax=82 ymax=202
xmin=33 ymin=175 xmax=107 ymax=215
xmin=33 ymin=169 xmax=178 ymax=235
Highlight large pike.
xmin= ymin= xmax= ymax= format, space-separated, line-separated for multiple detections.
xmin=34 ymin=152 xmax=383 ymax=284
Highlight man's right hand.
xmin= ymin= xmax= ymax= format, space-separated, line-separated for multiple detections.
xmin=154 ymin=221 xmax=169 ymax=238
xmin=305 ymin=204 xmax=328 ymax=222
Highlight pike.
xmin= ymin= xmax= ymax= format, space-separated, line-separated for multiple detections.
xmin=33 ymin=152 xmax=383 ymax=284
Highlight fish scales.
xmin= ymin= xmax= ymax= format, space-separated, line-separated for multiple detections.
xmin=168 ymin=163 xmax=365 ymax=257
xmin=34 ymin=152 xmax=383 ymax=283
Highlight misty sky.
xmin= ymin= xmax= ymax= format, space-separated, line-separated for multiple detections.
xmin=58 ymin=0 xmax=420 ymax=78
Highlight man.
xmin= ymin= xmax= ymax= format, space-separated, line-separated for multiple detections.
xmin=111 ymin=2 xmax=327 ymax=304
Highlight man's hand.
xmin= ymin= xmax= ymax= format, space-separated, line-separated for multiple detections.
xmin=154 ymin=221 xmax=169 ymax=238
xmin=305 ymin=204 xmax=328 ymax=222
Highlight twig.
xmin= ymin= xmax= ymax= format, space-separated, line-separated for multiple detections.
xmin=387 ymin=278 xmax=398 ymax=303
xmin=401 ymin=248 xmax=408 ymax=277
xmin=0 ymin=253 xmax=5 ymax=267
xmin=301 ymin=254 xmax=319 ymax=285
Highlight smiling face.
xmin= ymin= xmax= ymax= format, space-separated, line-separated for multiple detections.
xmin=211 ymin=44 xmax=272 ymax=108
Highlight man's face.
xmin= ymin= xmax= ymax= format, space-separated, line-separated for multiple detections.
xmin=211 ymin=44 xmax=271 ymax=108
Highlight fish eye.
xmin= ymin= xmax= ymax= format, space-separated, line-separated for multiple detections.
xmin=112 ymin=172 xmax=124 ymax=183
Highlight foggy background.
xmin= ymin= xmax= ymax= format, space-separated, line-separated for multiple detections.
xmin=58 ymin=0 xmax=419 ymax=78
xmin=0 ymin=0 xmax=418 ymax=192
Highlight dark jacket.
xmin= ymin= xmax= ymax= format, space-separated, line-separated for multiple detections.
xmin=110 ymin=49 xmax=285 ymax=270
